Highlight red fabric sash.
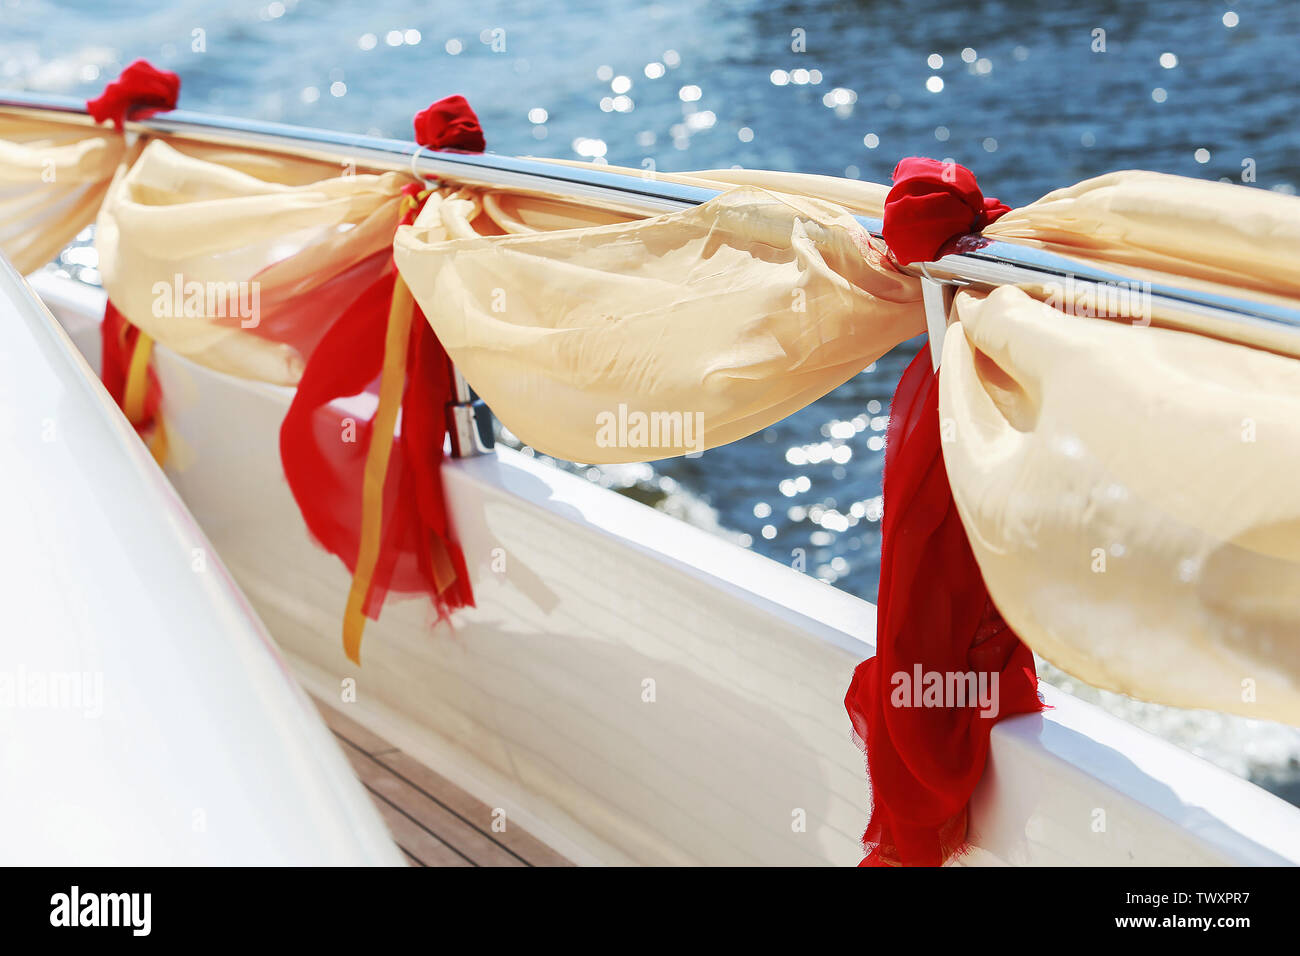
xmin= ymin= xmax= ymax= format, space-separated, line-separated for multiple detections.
xmin=100 ymin=302 xmax=159 ymax=428
xmin=844 ymin=347 xmax=1042 ymax=866
xmin=238 ymin=250 xmax=394 ymax=361
xmin=278 ymin=195 xmax=473 ymax=658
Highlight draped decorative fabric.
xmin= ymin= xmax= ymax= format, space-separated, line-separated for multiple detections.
xmin=941 ymin=285 xmax=1300 ymax=726
xmin=0 ymin=114 xmax=125 ymax=275
xmin=96 ymin=138 xmax=414 ymax=383
xmin=6 ymin=94 xmax=1300 ymax=863
xmin=984 ymin=170 xmax=1300 ymax=301
xmin=394 ymin=186 xmax=924 ymax=463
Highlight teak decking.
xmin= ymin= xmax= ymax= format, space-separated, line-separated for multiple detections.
xmin=314 ymin=697 xmax=572 ymax=867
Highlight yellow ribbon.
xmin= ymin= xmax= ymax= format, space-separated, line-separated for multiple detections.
xmin=341 ymin=274 xmax=417 ymax=664
xmin=121 ymin=327 xmax=168 ymax=466
xmin=340 ymin=185 xmax=443 ymax=663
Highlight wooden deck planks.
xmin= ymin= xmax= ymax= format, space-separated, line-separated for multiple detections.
xmin=375 ymin=750 xmax=573 ymax=867
xmin=314 ymin=697 xmax=572 ymax=867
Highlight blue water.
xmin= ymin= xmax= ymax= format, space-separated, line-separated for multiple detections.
xmin=5 ymin=0 xmax=1300 ymax=803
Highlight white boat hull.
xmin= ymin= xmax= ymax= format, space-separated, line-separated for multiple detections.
xmin=0 ymin=261 xmax=402 ymax=866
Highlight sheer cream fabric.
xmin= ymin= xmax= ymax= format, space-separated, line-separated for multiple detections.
xmin=940 ymin=286 xmax=1300 ymax=724
xmin=0 ymin=114 xmax=125 ymax=275
xmin=986 ymin=170 xmax=1300 ymax=300
xmin=95 ymin=139 xmax=415 ymax=383
xmin=949 ymin=174 xmax=1300 ymax=721
xmin=394 ymin=186 xmax=923 ymax=462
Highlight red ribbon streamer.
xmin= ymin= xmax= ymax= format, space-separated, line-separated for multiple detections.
xmin=278 ymin=184 xmax=474 ymax=646
xmin=100 ymin=300 xmax=161 ymax=433
xmin=881 ymin=157 xmax=1010 ymax=265
xmin=86 ymin=59 xmax=180 ymax=131
xmin=844 ymin=347 xmax=1042 ymax=866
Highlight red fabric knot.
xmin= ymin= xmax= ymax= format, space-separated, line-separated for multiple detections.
xmin=881 ymin=157 xmax=1010 ymax=266
xmin=413 ymin=95 xmax=485 ymax=152
xmin=86 ymin=59 xmax=180 ymax=131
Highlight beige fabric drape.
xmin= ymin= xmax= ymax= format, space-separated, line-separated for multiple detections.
xmin=986 ymin=170 xmax=1300 ymax=304
xmin=940 ymin=285 xmax=1300 ymax=724
xmin=394 ymin=186 xmax=923 ymax=463
xmin=95 ymin=139 xmax=415 ymax=383
xmin=0 ymin=114 xmax=125 ymax=275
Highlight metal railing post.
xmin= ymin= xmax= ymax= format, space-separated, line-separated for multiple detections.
xmin=919 ymin=270 xmax=959 ymax=370
xmin=446 ymin=367 xmax=495 ymax=458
